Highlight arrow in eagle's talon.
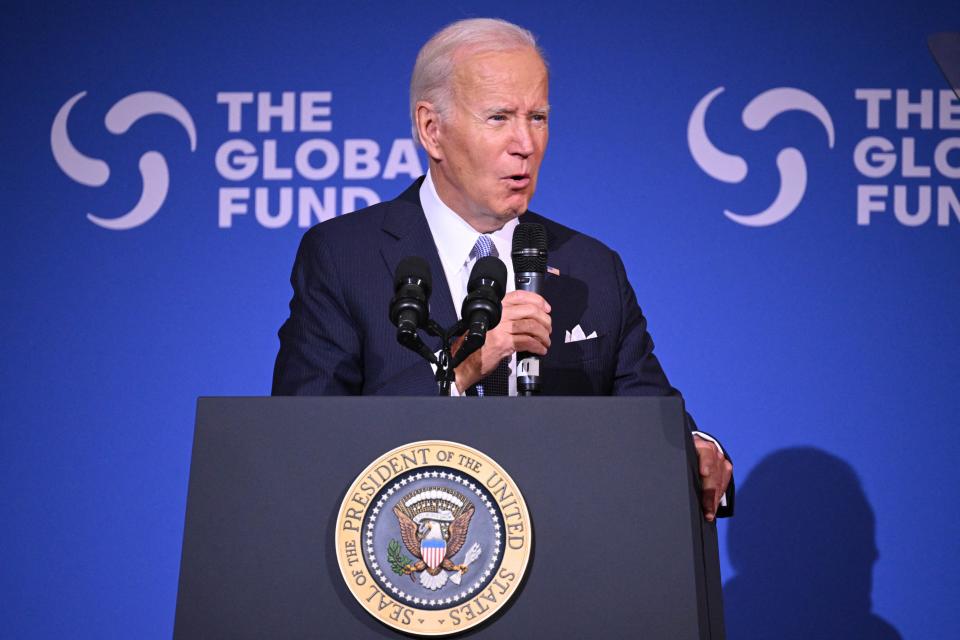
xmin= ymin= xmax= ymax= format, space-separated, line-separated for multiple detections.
xmin=450 ymin=544 xmax=482 ymax=585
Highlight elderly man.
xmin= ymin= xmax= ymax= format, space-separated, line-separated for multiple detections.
xmin=272 ymin=18 xmax=733 ymax=519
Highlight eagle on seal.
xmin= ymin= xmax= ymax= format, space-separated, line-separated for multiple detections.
xmin=393 ymin=503 xmax=475 ymax=580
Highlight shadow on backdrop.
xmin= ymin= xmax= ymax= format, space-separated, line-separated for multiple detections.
xmin=723 ymin=447 xmax=901 ymax=640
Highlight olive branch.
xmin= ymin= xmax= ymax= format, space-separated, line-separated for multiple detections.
xmin=387 ymin=539 xmax=413 ymax=575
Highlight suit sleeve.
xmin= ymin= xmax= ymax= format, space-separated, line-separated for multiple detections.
xmin=272 ymin=230 xmax=364 ymax=395
xmin=609 ymin=249 xmax=683 ymax=399
xmin=609 ymin=250 xmax=735 ymax=516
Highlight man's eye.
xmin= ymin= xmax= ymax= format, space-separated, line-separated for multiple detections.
xmin=531 ymin=113 xmax=547 ymax=123
xmin=489 ymin=114 xmax=508 ymax=122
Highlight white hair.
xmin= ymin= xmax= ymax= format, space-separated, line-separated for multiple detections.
xmin=409 ymin=18 xmax=545 ymax=144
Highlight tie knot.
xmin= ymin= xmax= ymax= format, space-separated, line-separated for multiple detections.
xmin=471 ymin=235 xmax=497 ymax=259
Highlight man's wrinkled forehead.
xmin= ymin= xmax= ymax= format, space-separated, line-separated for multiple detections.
xmin=449 ymin=46 xmax=549 ymax=102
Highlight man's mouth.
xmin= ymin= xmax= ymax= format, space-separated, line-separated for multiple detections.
xmin=506 ymin=173 xmax=531 ymax=188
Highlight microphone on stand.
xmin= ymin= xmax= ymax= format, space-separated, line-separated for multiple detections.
xmin=512 ymin=222 xmax=548 ymax=395
xmin=389 ymin=256 xmax=437 ymax=364
xmin=452 ymin=256 xmax=507 ymax=367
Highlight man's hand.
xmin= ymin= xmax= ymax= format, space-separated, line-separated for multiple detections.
xmin=454 ymin=291 xmax=551 ymax=392
xmin=694 ymin=436 xmax=733 ymax=522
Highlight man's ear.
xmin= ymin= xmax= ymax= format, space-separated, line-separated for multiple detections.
xmin=415 ymin=101 xmax=443 ymax=161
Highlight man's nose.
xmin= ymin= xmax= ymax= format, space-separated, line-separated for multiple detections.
xmin=508 ymin=120 xmax=536 ymax=157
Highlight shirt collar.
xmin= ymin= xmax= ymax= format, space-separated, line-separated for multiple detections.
xmin=420 ymin=170 xmax=519 ymax=274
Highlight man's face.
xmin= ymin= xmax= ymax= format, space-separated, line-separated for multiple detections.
xmin=428 ymin=47 xmax=549 ymax=232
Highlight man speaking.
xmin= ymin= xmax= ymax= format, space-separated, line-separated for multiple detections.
xmin=272 ymin=18 xmax=733 ymax=519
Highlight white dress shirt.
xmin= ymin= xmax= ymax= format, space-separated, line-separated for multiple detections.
xmin=419 ymin=171 xmax=519 ymax=396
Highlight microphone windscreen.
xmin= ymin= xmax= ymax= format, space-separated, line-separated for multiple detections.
xmin=468 ymin=256 xmax=507 ymax=299
xmin=394 ymin=256 xmax=432 ymax=295
xmin=511 ymin=223 xmax=548 ymax=273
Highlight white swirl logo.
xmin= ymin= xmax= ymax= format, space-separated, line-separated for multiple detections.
xmin=688 ymin=87 xmax=835 ymax=227
xmin=51 ymin=91 xmax=197 ymax=230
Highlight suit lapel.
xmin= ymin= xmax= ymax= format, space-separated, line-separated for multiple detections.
xmin=522 ymin=212 xmax=592 ymax=351
xmin=379 ymin=179 xmax=459 ymax=333
xmin=377 ymin=197 xmax=594 ymax=352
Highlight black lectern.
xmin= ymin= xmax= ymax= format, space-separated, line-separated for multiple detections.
xmin=175 ymin=397 xmax=725 ymax=639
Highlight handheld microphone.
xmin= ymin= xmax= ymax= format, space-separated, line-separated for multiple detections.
xmin=512 ymin=222 xmax=548 ymax=395
xmin=452 ymin=256 xmax=507 ymax=367
xmin=389 ymin=256 xmax=436 ymax=364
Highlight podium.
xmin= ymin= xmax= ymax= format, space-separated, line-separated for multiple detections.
xmin=174 ymin=397 xmax=725 ymax=638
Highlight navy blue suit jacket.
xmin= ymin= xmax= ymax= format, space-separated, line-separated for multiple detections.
xmin=272 ymin=178 xmax=682 ymax=398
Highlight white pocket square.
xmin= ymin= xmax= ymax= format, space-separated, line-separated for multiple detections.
xmin=564 ymin=324 xmax=598 ymax=343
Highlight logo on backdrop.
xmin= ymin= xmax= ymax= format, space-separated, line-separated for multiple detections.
xmin=51 ymin=91 xmax=197 ymax=230
xmin=214 ymin=91 xmax=421 ymax=229
xmin=687 ymin=87 xmax=835 ymax=227
xmin=50 ymin=90 xmax=422 ymax=231
xmin=688 ymin=84 xmax=960 ymax=227
xmin=335 ymin=440 xmax=531 ymax=635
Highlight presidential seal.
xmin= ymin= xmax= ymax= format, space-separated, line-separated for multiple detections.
xmin=335 ymin=440 xmax=532 ymax=636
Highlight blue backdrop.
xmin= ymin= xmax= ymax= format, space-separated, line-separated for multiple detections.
xmin=3 ymin=1 xmax=958 ymax=637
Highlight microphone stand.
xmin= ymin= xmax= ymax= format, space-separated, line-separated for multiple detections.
xmin=423 ymin=320 xmax=467 ymax=396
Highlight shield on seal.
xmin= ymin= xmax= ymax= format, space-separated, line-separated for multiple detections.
xmin=421 ymin=538 xmax=446 ymax=571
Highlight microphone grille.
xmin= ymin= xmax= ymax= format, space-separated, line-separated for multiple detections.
xmin=512 ymin=222 xmax=547 ymax=273
xmin=468 ymin=256 xmax=507 ymax=299
xmin=394 ymin=256 xmax=432 ymax=295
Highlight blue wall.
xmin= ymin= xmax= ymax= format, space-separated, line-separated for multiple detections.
xmin=3 ymin=1 xmax=958 ymax=637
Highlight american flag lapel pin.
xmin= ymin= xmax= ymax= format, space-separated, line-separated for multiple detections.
xmin=547 ymin=265 xmax=560 ymax=276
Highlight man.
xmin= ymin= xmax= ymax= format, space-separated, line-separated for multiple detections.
xmin=272 ymin=18 xmax=733 ymax=519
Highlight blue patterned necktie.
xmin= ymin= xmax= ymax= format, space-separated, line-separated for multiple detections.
xmin=469 ymin=235 xmax=509 ymax=396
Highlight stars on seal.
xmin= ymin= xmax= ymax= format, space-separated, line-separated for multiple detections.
xmin=363 ymin=468 xmax=507 ymax=608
